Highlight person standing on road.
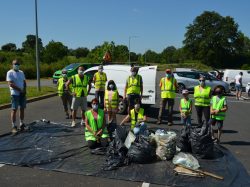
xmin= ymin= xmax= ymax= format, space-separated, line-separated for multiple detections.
xmin=210 ymin=87 xmax=228 ymax=143
xmin=104 ymin=80 xmax=119 ymax=124
xmin=124 ymin=67 xmax=143 ymax=114
xmin=93 ymin=65 xmax=107 ymax=109
xmin=120 ymin=99 xmax=147 ymax=135
xmin=157 ymin=69 xmax=178 ymax=126
xmin=6 ymin=59 xmax=27 ymax=134
xmin=85 ymin=98 xmax=109 ymax=149
xmin=194 ymin=76 xmax=212 ymax=125
xmin=235 ymin=72 xmax=243 ymax=100
xmin=66 ymin=66 xmax=91 ymax=127
xmin=179 ymin=90 xmax=192 ymax=127
xmin=57 ymin=69 xmax=72 ymax=119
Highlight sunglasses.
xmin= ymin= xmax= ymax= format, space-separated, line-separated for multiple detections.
xmin=199 ymin=80 xmax=205 ymax=82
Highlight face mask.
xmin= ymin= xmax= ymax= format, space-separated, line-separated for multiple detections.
xmin=200 ymin=80 xmax=205 ymax=86
xmin=13 ymin=65 xmax=20 ymax=71
xmin=131 ymin=72 xmax=136 ymax=76
xmin=135 ymin=104 xmax=140 ymax=111
xmin=78 ymin=70 xmax=84 ymax=75
xmin=62 ymin=73 xmax=67 ymax=78
xmin=166 ymin=73 xmax=171 ymax=78
xmin=216 ymin=91 xmax=222 ymax=96
xmin=109 ymin=84 xmax=114 ymax=89
xmin=98 ymin=69 xmax=103 ymax=73
xmin=92 ymin=104 xmax=98 ymax=111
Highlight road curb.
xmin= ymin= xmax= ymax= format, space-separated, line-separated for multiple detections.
xmin=0 ymin=93 xmax=57 ymax=110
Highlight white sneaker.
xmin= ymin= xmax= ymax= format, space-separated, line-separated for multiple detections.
xmin=71 ymin=121 xmax=76 ymax=127
xmin=80 ymin=120 xmax=85 ymax=126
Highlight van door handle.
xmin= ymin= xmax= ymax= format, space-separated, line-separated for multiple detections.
xmin=148 ymin=90 xmax=154 ymax=93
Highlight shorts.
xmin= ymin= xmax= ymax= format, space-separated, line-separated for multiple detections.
xmin=71 ymin=96 xmax=87 ymax=111
xmin=11 ymin=95 xmax=26 ymax=110
xmin=235 ymin=84 xmax=242 ymax=91
xmin=210 ymin=118 xmax=223 ymax=129
xmin=127 ymin=94 xmax=141 ymax=107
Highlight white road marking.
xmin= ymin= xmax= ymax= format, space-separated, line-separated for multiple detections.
xmin=142 ymin=182 xmax=150 ymax=187
xmin=0 ymin=164 xmax=5 ymax=168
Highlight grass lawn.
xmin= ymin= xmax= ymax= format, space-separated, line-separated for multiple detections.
xmin=0 ymin=86 xmax=56 ymax=105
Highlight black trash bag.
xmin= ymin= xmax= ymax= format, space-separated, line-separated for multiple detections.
xmin=107 ymin=121 xmax=117 ymax=141
xmin=176 ymin=126 xmax=191 ymax=152
xmin=190 ymin=124 xmax=214 ymax=159
xmin=127 ymin=135 xmax=157 ymax=164
xmin=103 ymin=126 xmax=129 ymax=171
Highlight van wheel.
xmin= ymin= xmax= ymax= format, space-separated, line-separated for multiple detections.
xmin=118 ymin=98 xmax=127 ymax=114
xmin=248 ymin=90 xmax=250 ymax=97
xmin=177 ymin=83 xmax=185 ymax=94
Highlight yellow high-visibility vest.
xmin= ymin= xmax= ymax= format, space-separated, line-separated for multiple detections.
xmin=126 ymin=75 xmax=142 ymax=95
xmin=194 ymin=85 xmax=211 ymax=106
xmin=94 ymin=72 xmax=107 ymax=90
xmin=105 ymin=90 xmax=118 ymax=109
xmin=160 ymin=77 xmax=176 ymax=99
xmin=130 ymin=108 xmax=144 ymax=129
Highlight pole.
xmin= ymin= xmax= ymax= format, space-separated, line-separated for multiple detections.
xmin=128 ymin=37 xmax=131 ymax=63
xmin=35 ymin=0 xmax=41 ymax=91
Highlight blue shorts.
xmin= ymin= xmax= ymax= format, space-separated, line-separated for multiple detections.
xmin=235 ymin=84 xmax=242 ymax=91
xmin=11 ymin=95 xmax=26 ymax=110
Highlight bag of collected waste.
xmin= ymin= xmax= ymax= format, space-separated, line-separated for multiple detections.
xmin=172 ymin=152 xmax=200 ymax=170
xmin=127 ymin=135 xmax=157 ymax=164
xmin=103 ymin=126 xmax=129 ymax=171
xmin=124 ymin=131 xmax=136 ymax=149
xmin=176 ymin=126 xmax=191 ymax=152
xmin=190 ymin=124 xmax=214 ymax=159
xmin=153 ymin=130 xmax=177 ymax=160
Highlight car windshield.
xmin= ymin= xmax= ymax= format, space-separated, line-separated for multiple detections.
xmin=200 ymin=73 xmax=218 ymax=81
xmin=64 ymin=63 xmax=80 ymax=71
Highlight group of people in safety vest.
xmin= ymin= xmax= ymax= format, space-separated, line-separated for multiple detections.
xmin=57 ymin=65 xmax=227 ymax=149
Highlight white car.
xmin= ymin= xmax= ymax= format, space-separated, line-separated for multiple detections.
xmin=246 ymin=83 xmax=250 ymax=97
xmin=83 ymin=65 xmax=157 ymax=114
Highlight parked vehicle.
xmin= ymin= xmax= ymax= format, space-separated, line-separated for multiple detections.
xmin=173 ymin=71 xmax=230 ymax=94
xmin=246 ymin=83 xmax=250 ymax=97
xmin=223 ymin=69 xmax=250 ymax=90
xmin=83 ymin=65 xmax=157 ymax=114
xmin=52 ymin=63 xmax=99 ymax=84
xmin=175 ymin=68 xmax=197 ymax=72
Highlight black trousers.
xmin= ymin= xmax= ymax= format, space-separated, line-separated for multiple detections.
xmin=87 ymin=138 xmax=108 ymax=149
xmin=95 ymin=91 xmax=105 ymax=109
xmin=158 ymin=98 xmax=174 ymax=122
xmin=195 ymin=105 xmax=210 ymax=125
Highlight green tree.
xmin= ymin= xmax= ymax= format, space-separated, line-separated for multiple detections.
xmin=22 ymin=34 xmax=43 ymax=53
xmin=1 ymin=43 xmax=17 ymax=51
xmin=144 ymin=50 xmax=160 ymax=63
xmin=42 ymin=41 xmax=68 ymax=63
xmin=73 ymin=47 xmax=90 ymax=58
xmin=160 ymin=46 xmax=176 ymax=64
xmin=183 ymin=11 xmax=244 ymax=68
xmin=113 ymin=45 xmax=128 ymax=62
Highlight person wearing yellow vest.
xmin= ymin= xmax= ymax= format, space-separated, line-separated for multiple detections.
xmin=120 ymin=99 xmax=147 ymax=135
xmin=194 ymin=76 xmax=212 ymax=125
xmin=210 ymin=87 xmax=228 ymax=143
xmin=157 ymin=69 xmax=178 ymax=126
xmin=85 ymin=98 xmax=109 ymax=149
xmin=57 ymin=69 xmax=72 ymax=119
xmin=66 ymin=66 xmax=91 ymax=127
xmin=124 ymin=67 xmax=143 ymax=114
xmin=93 ymin=65 xmax=107 ymax=109
xmin=179 ymin=90 xmax=192 ymax=127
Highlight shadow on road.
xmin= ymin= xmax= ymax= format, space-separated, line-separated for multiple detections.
xmin=222 ymin=141 xmax=250 ymax=146
xmin=222 ymin=129 xmax=238 ymax=134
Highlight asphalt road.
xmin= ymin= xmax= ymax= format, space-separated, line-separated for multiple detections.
xmin=0 ymin=72 xmax=250 ymax=186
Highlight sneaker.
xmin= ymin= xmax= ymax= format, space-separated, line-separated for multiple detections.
xmin=156 ymin=120 xmax=161 ymax=125
xmin=20 ymin=123 xmax=26 ymax=131
xmin=80 ymin=120 xmax=85 ymax=126
xmin=71 ymin=121 xmax=76 ymax=127
xmin=168 ymin=122 xmax=173 ymax=126
xmin=12 ymin=126 xmax=18 ymax=134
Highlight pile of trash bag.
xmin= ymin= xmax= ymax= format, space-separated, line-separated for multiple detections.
xmin=127 ymin=135 xmax=157 ymax=164
xmin=151 ymin=130 xmax=177 ymax=160
xmin=177 ymin=124 xmax=214 ymax=159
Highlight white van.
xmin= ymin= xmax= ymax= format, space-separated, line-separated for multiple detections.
xmin=84 ymin=65 xmax=157 ymax=114
xmin=223 ymin=69 xmax=250 ymax=89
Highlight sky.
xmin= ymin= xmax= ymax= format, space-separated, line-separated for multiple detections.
xmin=0 ymin=0 xmax=250 ymax=54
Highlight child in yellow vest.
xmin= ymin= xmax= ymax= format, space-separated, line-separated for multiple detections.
xmin=179 ymin=90 xmax=192 ymax=127
xmin=210 ymin=87 xmax=228 ymax=143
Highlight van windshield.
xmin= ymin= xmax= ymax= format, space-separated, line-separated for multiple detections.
xmin=64 ymin=63 xmax=80 ymax=71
